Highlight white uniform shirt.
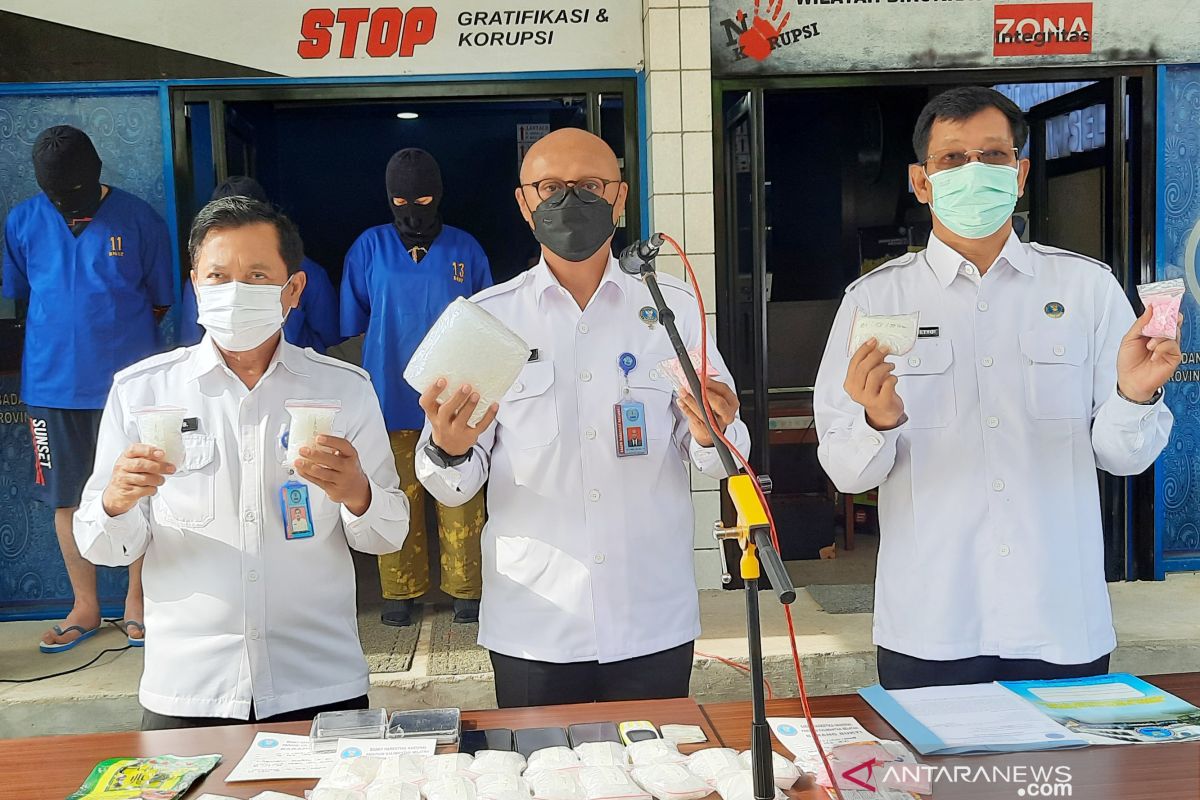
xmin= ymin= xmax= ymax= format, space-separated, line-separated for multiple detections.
xmin=814 ymin=234 xmax=1173 ymax=665
xmin=75 ymin=337 xmax=410 ymax=719
xmin=416 ymin=255 xmax=750 ymax=664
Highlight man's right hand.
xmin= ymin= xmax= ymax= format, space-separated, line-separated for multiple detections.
xmin=418 ymin=378 xmax=500 ymax=458
xmin=101 ymin=444 xmax=176 ymax=517
xmin=844 ymin=338 xmax=906 ymax=431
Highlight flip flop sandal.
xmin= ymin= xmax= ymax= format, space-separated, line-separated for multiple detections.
xmin=38 ymin=623 xmax=101 ymax=654
xmin=118 ymin=620 xmax=146 ymax=647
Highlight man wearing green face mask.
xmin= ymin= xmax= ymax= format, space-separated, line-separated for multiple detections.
xmin=814 ymin=87 xmax=1182 ymax=690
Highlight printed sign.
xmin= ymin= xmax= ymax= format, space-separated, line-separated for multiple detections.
xmin=0 ymin=1 xmax=642 ymax=77
xmin=710 ymin=0 xmax=1200 ymax=76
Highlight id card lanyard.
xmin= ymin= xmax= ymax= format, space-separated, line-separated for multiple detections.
xmin=278 ymin=427 xmax=314 ymax=540
xmin=614 ymin=352 xmax=648 ymax=457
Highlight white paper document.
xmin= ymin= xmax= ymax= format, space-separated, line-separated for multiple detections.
xmin=226 ymin=732 xmax=341 ymax=782
xmin=334 ymin=736 xmax=438 ymax=759
xmin=768 ymin=716 xmax=876 ymax=759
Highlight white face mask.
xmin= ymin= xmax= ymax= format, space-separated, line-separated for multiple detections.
xmin=196 ymin=279 xmax=290 ymax=352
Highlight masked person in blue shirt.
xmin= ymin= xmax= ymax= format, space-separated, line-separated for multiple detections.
xmin=2 ymin=125 xmax=173 ymax=653
xmin=179 ymin=176 xmax=341 ymax=353
xmin=341 ymin=148 xmax=493 ymax=627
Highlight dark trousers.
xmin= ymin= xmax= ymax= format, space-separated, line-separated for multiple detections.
xmin=876 ymin=647 xmax=1111 ymax=690
xmin=141 ymin=693 xmax=370 ymax=731
xmin=490 ymin=642 xmax=694 ymax=708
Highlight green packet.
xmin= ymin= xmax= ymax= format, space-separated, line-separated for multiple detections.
xmin=66 ymin=754 xmax=221 ymax=800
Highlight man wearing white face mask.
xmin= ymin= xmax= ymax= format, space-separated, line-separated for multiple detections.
xmin=74 ymin=197 xmax=410 ymax=729
xmin=814 ymin=87 xmax=1181 ymax=689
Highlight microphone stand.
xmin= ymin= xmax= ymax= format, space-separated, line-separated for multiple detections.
xmin=623 ymin=236 xmax=796 ymax=800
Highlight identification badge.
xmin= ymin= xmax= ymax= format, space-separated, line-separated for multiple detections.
xmin=614 ymin=400 xmax=648 ymax=457
xmin=280 ymin=480 xmax=314 ymax=540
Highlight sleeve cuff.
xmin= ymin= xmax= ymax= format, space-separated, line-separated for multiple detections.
xmin=1107 ymin=385 xmax=1166 ymax=423
xmin=414 ymin=447 xmax=467 ymax=491
xmin=340 ymin=477 xmax=395 ymax=533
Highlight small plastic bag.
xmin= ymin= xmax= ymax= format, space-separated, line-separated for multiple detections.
xmin=629 ymin=764 xmax=710 ymax=800
xmin=657 ymin=349 xmax=720 ymax=395
xmin=320 ymin=757 xmax=386 ymax=790
xmin=625 ymin=740 xmax=686 ymax=767
xmin=736 ymin=751 xmax=799 ymax=791
xmin=578 ymin=767 xmax=651 ymax=800
xmin=1137 ymin=278 xmax=1185 ymax=339
xmin=284 ymin=399 xmax=341 ymax=465
xmin=714 ymin=772 xmax=783 ymax=800
xmin=530 ymin=769 xmax=585 ymax=800
xmin=475 ymin=774 xmax=533 ymax=800
xmin=403 ymin=297 xmax=531 ymax=427
xmin=685 ymin=748 xmax=743 ymax=785
xmin=378 ymin=755 xmax=429 ymax=785
xmin=422 ymin=776 xmax=478 ymax=800
xmin=367 ymin=781 xmax=423 ymax=800
xmin=847 ymin=309 xmax=920 ymax=356
xmin=423 ymin=754 xmax=476 ymax=780
xmin=574 ymin=742 xmax=629 ymax=769
xmin=526 ymin=746 xmax=581 ymax=775
xmin=310 ymin=789 xmax=367 ymax=800
xmin=132 ymin=405 xmax=187 ymax=467
xmin=471 ymin=750 xmax=528 ymax=777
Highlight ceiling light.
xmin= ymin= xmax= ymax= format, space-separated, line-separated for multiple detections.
xmin=396 ymin=112 xmax=419 ymax=120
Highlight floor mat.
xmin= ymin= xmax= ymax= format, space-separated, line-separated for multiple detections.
xmin=804 ymin=583 xmax=875 ymax=614
xmin=427 ymin=607 xmax=492 ymax=676
xmin=358 ymin=606 xmax=421 ymax=673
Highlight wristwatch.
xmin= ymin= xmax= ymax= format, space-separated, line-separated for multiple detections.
xmin=424 ymin=441 xmax=473 ymax=468
xmin=1117 ymin=385 xmax=1164 ymax=405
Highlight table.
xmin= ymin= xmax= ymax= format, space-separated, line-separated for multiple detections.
xmin=6 ymin=698 xmax=719 ymax=799
xmin=702 ymin=672 xmax=1200 ymax=800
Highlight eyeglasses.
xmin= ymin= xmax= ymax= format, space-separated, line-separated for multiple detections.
xmin=521 ymin=177 xmax=621 ymax=204
xmin=921 ymin=148 xmax=1020 ymax=172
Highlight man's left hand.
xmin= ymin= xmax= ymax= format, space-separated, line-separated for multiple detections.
xmin=296 ymin=435 xmax=372 ymax=516
xmin=677 ymin=378 xmax=740 ymax=448
xmin=1116 ymin=308 xmax=1184 ymax=403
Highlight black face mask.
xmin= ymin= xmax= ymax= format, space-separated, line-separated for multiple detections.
xmin=386 ymin=148 xmax=444 ymax=256
xmin=530 ymin=187 xmax=616 ymax=263
xmin=32 ymin=125 xmax=103 ymax=222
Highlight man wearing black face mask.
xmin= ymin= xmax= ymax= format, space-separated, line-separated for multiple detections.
xmin=2 ymin=125 xmax=173 ymax=653
xmin=342 ymin=148 xmax=493 ymax=628
xmin=414 ymin=129 xmax=750 ymax=707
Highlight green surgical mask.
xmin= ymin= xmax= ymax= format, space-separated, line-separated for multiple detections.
xmin=927 ymin=162 xmax=1020 ymax=240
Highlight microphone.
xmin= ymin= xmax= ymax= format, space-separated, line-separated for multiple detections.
xmin=618 ymin=233 xmax=665 ymax=276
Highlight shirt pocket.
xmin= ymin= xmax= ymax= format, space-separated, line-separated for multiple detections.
xmin=152 ymin=433 xmax=217 ymax=528
xmin=892 ymin=340 xmax=956 ymax=429
xmin=1019 ymin=330 xmax=1089 ymax=420
xmin=498 ymin=361 xmax=558 ymax=446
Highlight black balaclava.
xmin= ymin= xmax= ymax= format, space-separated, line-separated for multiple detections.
xmin=212 ymin=175 xmax=269 ymax=204
xmin=33 ymin=125 xmax=103 ymax=225
xmin=386 ymin=148 xmax=443 ymax=261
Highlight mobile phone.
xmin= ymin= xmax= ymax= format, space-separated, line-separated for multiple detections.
xmin=618 ymin=720 xmax=661 ymax=746
xmin=567 ymin=722 xmax=622 ymax=748
xmin=515 ymin=726 xmax=571 ymax=757
xmin=460 ymin=728 xmax=515 ymax=755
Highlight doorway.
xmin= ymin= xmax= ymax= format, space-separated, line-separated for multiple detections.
xmin=715 ymin=68 xmax=1158 ymax=596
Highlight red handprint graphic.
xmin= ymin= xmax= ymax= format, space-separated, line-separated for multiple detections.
xmin=737 ymin=0 xmax=791 ymax=62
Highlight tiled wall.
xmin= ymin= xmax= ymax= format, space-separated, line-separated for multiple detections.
xmin=642 ymin=0 xmax=726 ymax=589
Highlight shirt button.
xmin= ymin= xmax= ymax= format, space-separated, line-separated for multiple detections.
xmin=986 ymin=416 xmax=999 ymax=428
xmin=869 ymin=435 xmax=883 ymax=446
xmin=513 ymin=381 xmax=525 ymax=393
xmin=580 ymin=370 xmax=592 ymax=383
xmin=981 ymin=356 xmax=995 ymax=368
xmin=248 ymin=570 xmax=259 ymax=582
xmin=649 ymin=369 xmax=660 ymax=380
xmin=244 ymin=510 xmax=256 ymax=523
xmin=998 ymin=544 xmax=1011 ymax=557
xmin=977 ymin=301 xmax=989 ymax=312
xmin=588 ymin=489 xmax=601 ymax=502
xmin=1053 ymin=345 xmax=1066 ymax=356
xmin=992 ymin=479 xmax=1005 ymax=492
xmin=908 ymin=356 xmax=921 ymax=368
xmin=593 ymin=554 xmax=605 ymax=564
xmin=963 ymin=264 xmax=976 ymax=276
xmin=242 ymin=449 xmax=254 ymax=463
xmin=578 ymin=323 xmax=589 ymax=334
xmin=249 ymin=628 xmax=260 ymax=640
xmin=585 ymin=428 xmax=597 ymax=440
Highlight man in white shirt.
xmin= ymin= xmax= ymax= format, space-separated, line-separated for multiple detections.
xmin=75 ymin=197 xmax=410 ymax=728
xmin=415 ymin=129 xmax=750 ymax=707
xmin=815 ymin=87 xmax=1181 ymax=689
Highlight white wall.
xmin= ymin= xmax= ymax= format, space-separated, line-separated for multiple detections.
xmin=642 ymin=0 xmax=725 ymax=589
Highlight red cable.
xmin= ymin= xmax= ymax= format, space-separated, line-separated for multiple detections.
xmin=660 ymin=234 xmax=846 ymax=800
xmin=695 ymin=649 xmax=774 ymax=701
